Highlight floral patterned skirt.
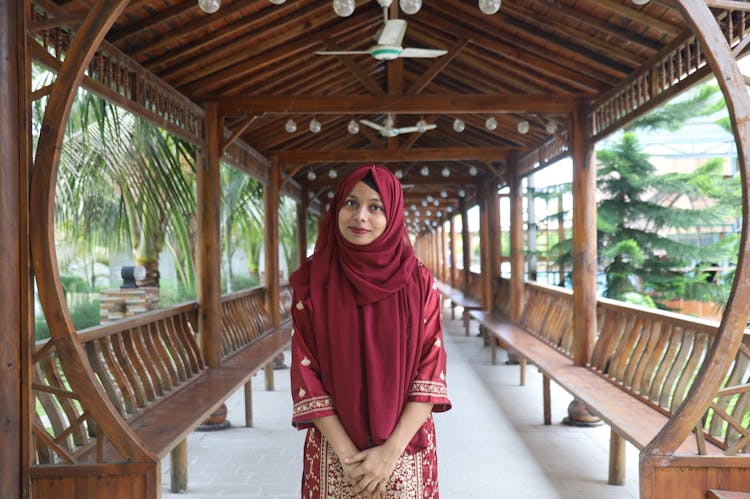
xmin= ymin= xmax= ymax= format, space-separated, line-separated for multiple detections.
xmin=301 ymin=419 xmax=439 ymax=498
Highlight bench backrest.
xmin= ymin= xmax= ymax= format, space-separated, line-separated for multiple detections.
xmin=518 ymin=282 xmax=575 ymax=357
xmin=33 ymin=302 xmax=202 ymax=464
xmin=32 ymin=285 xmax=291 ymax=465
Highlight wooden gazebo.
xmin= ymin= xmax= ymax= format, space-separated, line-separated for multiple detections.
xmin=2 ymin=0 xmax=750 ymax=497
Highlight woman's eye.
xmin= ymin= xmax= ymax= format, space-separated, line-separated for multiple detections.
xmin=345 ymin=199 xmax=357 ymax=207
xmin=370 ymin=204 xmax=383 ymax=212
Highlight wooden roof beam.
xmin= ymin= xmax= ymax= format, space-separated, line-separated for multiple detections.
xmin=215 ymin=94 xmax=577 ymax=116
xmin=278 ymin=146 xmax=516 ymax=166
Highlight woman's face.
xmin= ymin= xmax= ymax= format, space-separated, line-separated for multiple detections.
xmin=338 ymin=180 xmax=387 ymax=245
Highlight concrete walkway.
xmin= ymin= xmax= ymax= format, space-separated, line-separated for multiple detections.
xmin=161 ymin=303 xmax=639 ymax=498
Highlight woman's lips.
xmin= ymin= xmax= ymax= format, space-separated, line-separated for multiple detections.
xmin=349 ymin=227 xmax=370 ymax=235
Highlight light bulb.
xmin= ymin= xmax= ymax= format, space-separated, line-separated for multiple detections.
xmin=545 ymin=120 xmax=558 ymax=134
xmin=307 ymin=170 xmax=317 ymax=180
xmin=433 ymin=199 xmax=439 ymax=206
xmin=307 ymin=191 xmax=315 ymax=199
xmin=327 ymin=191 xmax=335 ymax=199
xmin=328 ymin=169 xmax=338 ymax=179
xmin=395 ymin=169 xmax=404 ymax=179
xmin=399 ymin=0 xmax=422 ymax=15
xmin=469 ymin=166 xmax=478 ymax=176
xmin=453 ymin=118 xmax=465 ymax=133
xmin=426 ymin=195 xmax=434 ymax=202
xmin=446 ymin=206 xmax=453 ymax=213
xmin=485 ymin=116 xmax=497 ymax=131
xmin=285 ymin=118 xmax=297 ymax=133
xmin=516 ymin=120 xmax=529 ymax=134
xmin=309 ymin=118 xmax=321 ymax=133
xmin=347 ymin=119 xmax=359 ymax=134
xmin=422 ymin=200 xmax=428 ymax=207
xmin=478 ymin=0 xmax=501 ymax=15
xmin=198 ymin=0 xmax=221 ymax=14
xmin=440 ymin=190 xmax=448 ymax=198
xmin=458 ymin=189 xmax=466 ymax=198
xmin=632 ymin=0 xmax=649 ymax=4
xmin=269 ymin=0 xmax=286 ymax=4
xmin=416 ymin=119 xmax=429 ymax=133
xmin=420 ymin=166 xmax=429 ymax=176
xmin=426 ymin=210 xmax=432 ymax=217
xmin=437 ymin=210 xmax=442 ymax=217
xmin=441 ymin=167 xmax=450 ymax=177
xmin=411 ymin=204 xmax=417 ymax=211
xmin=333 ymin=0 xmax=355 ymax=17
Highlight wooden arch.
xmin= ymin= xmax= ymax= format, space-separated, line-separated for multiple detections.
xmin=29 ymin=0 xmax=155 ymax=465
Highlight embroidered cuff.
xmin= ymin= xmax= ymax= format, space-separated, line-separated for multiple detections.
xmin=293 ymin=395 xmax=334 ymax=419
xmin=409 ymin=379 xmax=448 ymax=398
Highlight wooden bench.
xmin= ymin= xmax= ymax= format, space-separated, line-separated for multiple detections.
xmin=707 ymin=490 xmax=750 ymax=499
xmin=30 ymin=285 xmax=292 ymax=498
xmin=435 ymin=280 xmax=482 ymax=335
xmin=471 ymin=280 xmax=750 ymax=495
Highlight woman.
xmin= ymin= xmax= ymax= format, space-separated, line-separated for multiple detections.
xmin=289 ymin=163 xmax=451 ymax=498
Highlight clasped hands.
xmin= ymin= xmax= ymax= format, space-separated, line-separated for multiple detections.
xmin=341 ymin=443 xmax=400 ymax=499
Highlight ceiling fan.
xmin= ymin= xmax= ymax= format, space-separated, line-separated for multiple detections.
xmin=316 ymin=0 xmax=447 ymax=61
xmin=360 ymin=114 xmax=436 ymax=138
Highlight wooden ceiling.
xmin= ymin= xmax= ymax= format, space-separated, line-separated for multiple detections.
xmin=33 ymin=0 xmax=712 ymax=228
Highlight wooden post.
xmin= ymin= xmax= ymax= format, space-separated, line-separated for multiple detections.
xmin=509 ymin=162 xmax=524 ymax=323
xmin=558 ymin=194 xmax=566 ymax=286
xmin=0 ymin=3 xmax=26 ymax=496
xmin=297 ymin=190 xmax=309 ymax=268
xmin=487 ymin=179 xmax=500 ymax=312
xmin=264 ymin=158 xmax=281 ymax=391
xmin=571 ymin=100 xmax=596 ymax=367
xmin=449 ymin=215 xmax=457 ymax=288
xmin=609 ymin=430 xmax=626 ymax=485
xmin=479 ymin=181 xmax=491 ymax=311
xmin=198 ymin=103 xmax=222 ymax=369
xmin=244 ymin=379 xmax=253 ymax=427
xmin=441 ymin=222 xmax=449 ymax=284
xmin=460 ymin=196 xmax=471 ymax=296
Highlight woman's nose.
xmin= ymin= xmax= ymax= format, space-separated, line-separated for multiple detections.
xmin=354 ymin=206 xmax=368 ymax=221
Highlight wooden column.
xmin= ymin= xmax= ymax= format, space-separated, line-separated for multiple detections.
xmin=297 ymin=189 xmax=308 ymax=268
xmin=460 ymin=196 xmax=471 ymax=295
xmin=1 ymin=2 xmax=26 ymax=496
xmin=198 ymin=103 xmax=222 ymax=368
xmin=265 ymin=159 xmax=281 ymax=329
xmin=440 ymin=222 xmax=449 ymax=284
xmin=509 ymin=163 xmax=524 ymax=323
xmin=571 ymin=100 xmax=597 ymax=367
xmin=487 ymin=179 xmax=500 ymax=312
xmin=449 ymin=215 xmax=457 ymax=288
xmin=479 ymin=181 xmax=492 ymax=310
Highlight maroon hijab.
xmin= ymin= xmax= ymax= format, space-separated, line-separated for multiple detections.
xmin=292 ymin=163 xmax=429 ymax=452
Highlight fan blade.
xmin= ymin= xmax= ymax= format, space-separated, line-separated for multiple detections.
xmin=378 ymin=19 xmax=406 ymax=47
xmin=399 ymin=47 xmax=447 ymax=58
xmin=396 ymin=124 xmax=437 ymax=134
xmin=315 ymin=50 xmax=370 ymax=56
xmin=359 ymin=119 xmax=386 ymax=132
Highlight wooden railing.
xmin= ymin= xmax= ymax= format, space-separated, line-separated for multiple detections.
xmin=32 ymin=285 xmax=291 ymax=465
xmin=495 ymin=277 xmax=750 ymax=455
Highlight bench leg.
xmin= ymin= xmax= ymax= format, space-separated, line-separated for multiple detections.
xmin=264 ymin=362 xmax=275 ymax=391
xmin=463 ymin=310 xmax=470 ymax=336
xmin=609 ymin=430 xmax=626 ymax=485
xmin=171 ymin=439 xmax=188 ymax=493
xmin=244 ymin=379 xmax=253 ymax=427
xmin=543 ymin=375 xmax=551 ymax=425
xmin=519 ymin=356 xmax=526 ymax=386
xmin=491 ymin=334 xmax=497 ymax=364
xmin=451 ymin=301 xmax=456 ymax=320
